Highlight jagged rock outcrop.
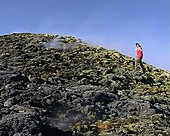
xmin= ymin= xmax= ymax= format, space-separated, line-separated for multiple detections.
xmin=0 ymin=33 xmax=170 ymax=136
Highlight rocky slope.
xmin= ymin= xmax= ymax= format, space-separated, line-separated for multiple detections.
xmin=0 ymin=33 xmax=170 ymax=136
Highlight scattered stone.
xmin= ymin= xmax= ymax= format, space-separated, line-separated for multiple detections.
xmin=0 ymin=33 xmax=169 ymax=136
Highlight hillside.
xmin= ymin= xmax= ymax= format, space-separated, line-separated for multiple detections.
xmin=0 ymin=33 xmax=170 ymax=136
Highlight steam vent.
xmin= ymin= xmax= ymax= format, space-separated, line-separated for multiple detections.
xmin=0 ymin=33 xmax=170 ymax=136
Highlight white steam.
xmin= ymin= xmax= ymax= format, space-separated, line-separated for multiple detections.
xmin=42 ymin=36 xmax=83 ymax=50
xmin=42 ymin=38 xmax=71 ymax=50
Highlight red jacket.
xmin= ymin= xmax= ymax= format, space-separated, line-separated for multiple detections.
xmin=136 ymin=47 xmax=143 ymax=58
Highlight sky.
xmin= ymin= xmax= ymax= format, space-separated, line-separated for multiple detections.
xmin=0 ymin=0 xmax=170 ymax=71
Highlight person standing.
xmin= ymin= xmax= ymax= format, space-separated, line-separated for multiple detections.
xmin=135 ymin=43 xmax=145 ymax=72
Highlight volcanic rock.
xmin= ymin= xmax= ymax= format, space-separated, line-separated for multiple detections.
xmin=0 ymin=33 xmax=170 ymax=136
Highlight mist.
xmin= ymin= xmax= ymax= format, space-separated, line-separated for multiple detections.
xmin=42 ymin=37 xmax=76 ymax=50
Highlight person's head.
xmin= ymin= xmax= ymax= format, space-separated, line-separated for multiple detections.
xmin=135 ymin=43 xmax=141 ymax=48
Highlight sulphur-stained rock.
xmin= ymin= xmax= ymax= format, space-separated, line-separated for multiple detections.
xmin=0 ymin=33 xmax=170 ymax=136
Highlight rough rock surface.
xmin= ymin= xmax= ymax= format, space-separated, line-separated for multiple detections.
xmin=0 ymin=33 xmax=170 ymax=136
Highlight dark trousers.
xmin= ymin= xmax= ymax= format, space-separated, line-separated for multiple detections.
xmin=135 ymin=58 xmax=145 ymax=72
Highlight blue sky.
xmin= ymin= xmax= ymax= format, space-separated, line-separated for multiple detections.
xmin=0 ymin=0 xmax=170 ymax=71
